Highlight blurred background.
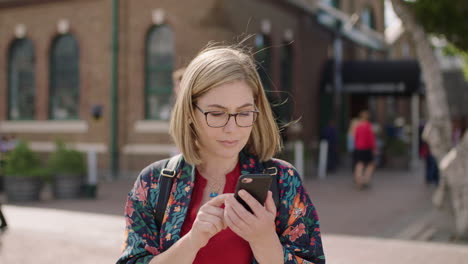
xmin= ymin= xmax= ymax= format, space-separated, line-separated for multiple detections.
xmin=0 ymin=0 xmax=467 ymax=263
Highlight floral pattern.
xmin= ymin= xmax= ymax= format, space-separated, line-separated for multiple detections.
xmin=117 ymin=151 xmax=325 ymax=264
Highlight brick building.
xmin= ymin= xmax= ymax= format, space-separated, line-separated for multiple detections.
xmin=0 ymin=0 xmax=388 ymax=175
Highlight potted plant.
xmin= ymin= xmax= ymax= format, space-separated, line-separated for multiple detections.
xmin=3 ymin=141 xmax=45 ymax=202
xmin=384 ymin=137 xmax=410 ymax=170
xmin=48 ymin=140 xmax=86 ymax=199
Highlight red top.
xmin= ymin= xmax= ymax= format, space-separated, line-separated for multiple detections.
xmin=180 ymin=162 xmax=253 ymax=264
xmin=354 ymin=121 xmax=376 ymax=151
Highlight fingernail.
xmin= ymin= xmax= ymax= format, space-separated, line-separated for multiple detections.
xmin=239 ymin=190 xmax=246 ymax=197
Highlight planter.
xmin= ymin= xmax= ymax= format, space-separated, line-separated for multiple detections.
xmin=4 ymin=176 xmax=42 ymax=202
xmin=53 ymin=173 xmax=83 ymax=199
xmin=81 ymin=184 xmax=98 ymax=199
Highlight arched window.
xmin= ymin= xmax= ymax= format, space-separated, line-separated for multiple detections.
xmin=361 ymin=6 xmax=376 ymax=30
xmin=49 ymin=34 xmax=80 ymax=120
xmin=254 ymin=34 xmax=272 ymax=91
xmin=8 ymin=38 xmax=36 ymax=120
xmin=280 ymin=43 xmax=293 ymax=95
xmin=145 ymin=24 xmax=174 ymax=120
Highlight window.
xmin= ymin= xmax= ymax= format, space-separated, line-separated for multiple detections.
xmin=386 ymin=96 xmax=396 ymax=119
xmin=361 ymin=6 xmax=376 ymax=30
xmin=323 ymin=0 xmax=340 ymax=9
xmin=8 ymin=38 xmax=36 ymax=120
xmin=401 ymin=41 xmax=410 ymax=58
xmin=254 ymin=34 xmax=272 ymax=91
xmin=278 ymin=43 xmax=294 ymax=124
xmin=145 ymin=24 xmax=174 ymax=120
xmin=280 ymin=43 xmax=293 ymax=94
xmin=49 ymin=34 xmax=80 ymax=120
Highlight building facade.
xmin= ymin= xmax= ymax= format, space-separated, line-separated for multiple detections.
xmin=0 ymin=0 xmax=387 ymax=175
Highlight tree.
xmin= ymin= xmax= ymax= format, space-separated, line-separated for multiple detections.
xmin=390 ymin=0 xmax=468 ymax=238
xmin=409 ymin=0 xmax=468 ymax=79
xmin=409 ymin=0 xmax=468 ymax=51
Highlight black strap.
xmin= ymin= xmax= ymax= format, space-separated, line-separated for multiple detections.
xmin=155 ymin=154 xmax=181 ymax=227
xmin=263 ymin=160 xmax=280 ymax=209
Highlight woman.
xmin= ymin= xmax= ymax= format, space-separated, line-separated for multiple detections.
xmin=353 ymin=110 xmax=376 ymax=189
xmin=117 ymin=45 xmax=325 ymax=264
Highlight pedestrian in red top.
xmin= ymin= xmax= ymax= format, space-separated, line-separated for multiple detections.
xmin=353 ymin=110 xmax=376 ymax=189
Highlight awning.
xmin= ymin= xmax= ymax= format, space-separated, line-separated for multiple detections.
xmin=321 ymin=59 xmax=422 ymax=96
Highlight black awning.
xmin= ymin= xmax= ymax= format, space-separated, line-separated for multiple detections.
xmin=321 ymin=59 xmax=421 ymax=96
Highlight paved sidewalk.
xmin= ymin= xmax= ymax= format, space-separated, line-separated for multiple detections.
xmin=303 ymin=167 xmax=460 ymax=244
xmin=322 ymin=234 xmax=468 ymax=264
xmin=0 ymin=206 xmax=124 ymax=263
xmin=1 ymin=165 xmax=459 ymax=242
xmin=1 ymin=165 xmax=467 ymax=263
xmin=1 ymin=205 xmax=468 ymax=264
xmin=5 ymin=167 xmax=438 ymax=240
xmin=304 ymin=167 xmax=435 ymax=239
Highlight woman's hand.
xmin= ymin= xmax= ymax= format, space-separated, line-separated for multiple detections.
xmin=224 ymin=190 xmax=277 ymax=245
xmin=187 ymin=194 xmax=228 ymax=249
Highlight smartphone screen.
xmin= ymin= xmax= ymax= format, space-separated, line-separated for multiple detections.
xmin=234 ymin=174 xmax=272 ymax=213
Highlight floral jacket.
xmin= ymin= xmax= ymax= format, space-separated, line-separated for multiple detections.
xmin=117 ymin=151 xmax=325 ymax=264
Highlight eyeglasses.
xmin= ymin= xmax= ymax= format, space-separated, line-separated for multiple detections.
xmin=195 ymin=105 xmax=259 ymax=128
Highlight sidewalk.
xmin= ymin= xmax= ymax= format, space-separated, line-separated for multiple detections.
xmin=302 ymin=166 xmax=460 ymax=243
xmin=1 ymin=205 xmax=468 ymax=264
xmin=0 ymin=206 xmax=124 ymax=263
xmin=1 ymin=165 xmax=467 ymax=263
xmin=3 ymin=166 xmax=440 ymax=239
xmin=3 ymin=165 xmax=437 ymax=230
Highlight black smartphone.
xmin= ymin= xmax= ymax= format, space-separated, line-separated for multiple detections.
xmin=234 ymin=174 xmax=272 ymax=213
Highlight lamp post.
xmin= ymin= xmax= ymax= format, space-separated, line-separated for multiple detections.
xmin=333 ymin=20 xmax=343 ymax=136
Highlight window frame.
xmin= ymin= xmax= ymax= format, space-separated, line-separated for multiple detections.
xmin=254 ymin=33 xmax=272 ymax=91
xmin=49 ymin=33 xmax=80 ymax=120
xmin=144 ymin=24 xmax=175 ymax=121
xmin=7 ymin=38 xmax=36 ymax=120
xmin=361 ymin=6 xmax=377 ymax=30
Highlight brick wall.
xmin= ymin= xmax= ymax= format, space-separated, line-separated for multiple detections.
xmin=0 ymin=0 xmax=112 ymax=170
xmin=0 ymin=0 xmax=389 ymax=173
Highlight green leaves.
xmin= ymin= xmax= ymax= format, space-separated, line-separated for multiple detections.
xmin=408 ymin=0 xmax=468 ymax=51
xmin=47 ymin=139 xmax=86 ymax=175
xmin=442 ymin=43 xmax=468 ymax=80
xmin=4 ymin=140 xmax=42 ymax=178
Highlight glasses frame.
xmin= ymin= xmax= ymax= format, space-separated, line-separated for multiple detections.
xmin=195 ymin=105 xmax=259 ymax=128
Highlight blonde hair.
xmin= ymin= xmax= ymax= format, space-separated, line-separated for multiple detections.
xmin=172 ymin=67 xmax=185 ymax=83
xmin=169 ymin=45 xmax=282 ymax=165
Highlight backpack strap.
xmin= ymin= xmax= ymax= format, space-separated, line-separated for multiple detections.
xmin=155 ymin=154 xmax=181 ymax=227
xmin=263 ymin=159 xmax=280 ymax=209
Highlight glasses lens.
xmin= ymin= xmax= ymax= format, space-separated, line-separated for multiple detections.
xmin=236 ymin=111 xmax=257 ymax=127
xmin=206 ymin=112 xmax=228 ymax=127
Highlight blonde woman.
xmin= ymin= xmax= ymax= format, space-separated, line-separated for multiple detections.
xmin=117 ymin=45 xmax=325 ymax=264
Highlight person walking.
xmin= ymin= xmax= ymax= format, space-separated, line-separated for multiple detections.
xmin=353 ymin=110 xmax=376 ymax=189
xmin=347 ymin=118 xmax=359 ymax=171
